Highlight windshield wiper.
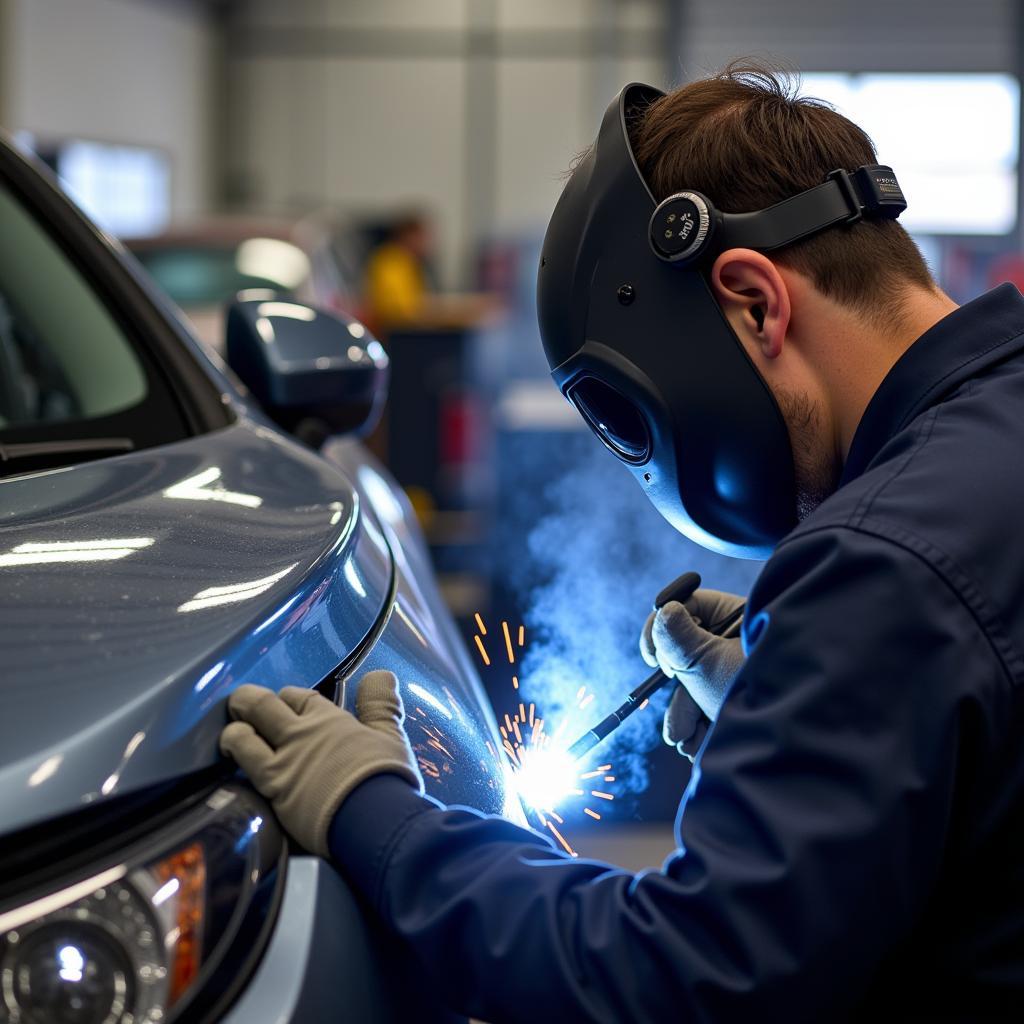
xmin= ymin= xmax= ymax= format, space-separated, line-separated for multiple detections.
xmin=0 ymin=437 xmax=134 ymax=476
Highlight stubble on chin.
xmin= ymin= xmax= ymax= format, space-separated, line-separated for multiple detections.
xmin=774 ymin=387 xmax=839 ymax=521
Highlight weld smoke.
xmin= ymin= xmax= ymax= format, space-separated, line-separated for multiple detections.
xmin=502 ymin=433 xmax=762 ymax=804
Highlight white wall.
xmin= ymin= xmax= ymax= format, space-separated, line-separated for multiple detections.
xmin=675 ymin=0 xmax=1018 ymax=76
xmin=225 ymin=0 xmax=667 ymax=287
xmin=3 ymin=0 xmax=215 ymax=221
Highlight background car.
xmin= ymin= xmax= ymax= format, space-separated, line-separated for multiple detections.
xmin=125 ymin=216 xmax=362 ymax=353
xmin=0 ymin=134 xmax=516 ymax=1023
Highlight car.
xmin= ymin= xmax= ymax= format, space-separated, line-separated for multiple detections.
xmin=0 ymin=134 xmax=519 ymax=1023
xmin=125 ymin=216 xmax=362 ymax=353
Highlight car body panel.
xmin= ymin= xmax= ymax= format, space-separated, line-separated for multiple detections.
xmin=0 ymin=417 xmax=393 ymax=834
xmin=0 ymin=131 xmax=516 ymax=1023
xmin=220 ymin=858 xmax=460 ymax=1024
xmin=328 ymin=438 xmax=520 ymax=820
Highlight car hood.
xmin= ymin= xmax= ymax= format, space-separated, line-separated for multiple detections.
xmin=0 ymin=419 xmax=392 ymax=835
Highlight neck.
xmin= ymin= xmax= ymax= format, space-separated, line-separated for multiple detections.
xmin=813 ymin=285 xmax=959 ymax=460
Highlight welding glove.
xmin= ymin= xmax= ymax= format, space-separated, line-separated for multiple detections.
xmin=640 ymin=590 xmax=746 ymax=753
xmin=220 ymin=671 xmax=422 ymax=857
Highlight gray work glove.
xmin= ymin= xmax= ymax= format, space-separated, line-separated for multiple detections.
xmin=640 ymin=589 xmax=746 ymax=756
xmin=220 ymin=671 xmax=422 ymax=856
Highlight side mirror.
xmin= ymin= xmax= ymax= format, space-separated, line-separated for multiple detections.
xmin=226 ymin=296 xmax=389 ymax=446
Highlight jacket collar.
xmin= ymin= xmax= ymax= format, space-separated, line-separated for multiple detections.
xmin=841 ymin=283 xmax=1024 ymax=485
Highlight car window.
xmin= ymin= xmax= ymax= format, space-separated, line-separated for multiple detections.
xmin=0 ymin=180 xmax=190 ymax=470
xmin=0 ymin=185 xmax=147 ymax=428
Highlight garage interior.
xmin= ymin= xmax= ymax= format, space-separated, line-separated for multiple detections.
xmin=2 ymin=1 xmax=1024 ymax=1021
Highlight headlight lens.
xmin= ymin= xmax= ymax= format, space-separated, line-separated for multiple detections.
xmin=0 ymin=785 xmax=282 ymax=1024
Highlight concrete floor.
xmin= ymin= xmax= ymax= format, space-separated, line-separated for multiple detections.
xmin=571 ymin=824 xmax=677 ymax=871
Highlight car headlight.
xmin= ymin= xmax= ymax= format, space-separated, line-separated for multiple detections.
xmin=0 ymin=784 xmax=283 ymax=1024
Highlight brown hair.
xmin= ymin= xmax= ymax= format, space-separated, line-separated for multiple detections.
xmin=631 ymin=60 xmax=935 ymax=324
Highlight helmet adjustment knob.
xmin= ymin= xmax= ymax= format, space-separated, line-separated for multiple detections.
xmin=648 ymin=191 xmax=713 ymax=264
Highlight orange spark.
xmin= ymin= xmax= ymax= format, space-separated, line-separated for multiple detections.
xmin=639 ymin=698 xmax=649 ymax=711
xmin=519 ymin=702 xmax=526 ymax=722
xmin=474 ymin=612 xmax=487 ymax=635
xmin=502 ymin=621 xmax=516 ymax=664
xmin=546 ymin=822 xmax=576 ymax=857
xmin=591 ymin=791 xmax=614 ymax=801
xmin=512 ymin=675 xmax=519 ymax=690
xmin=518 ymin=624 xmax=525 ymax=646
xmin=584 ymin=808 xmax=601 ymax=820
xmin=512 ymin=719 xmax=522 ymax=744
xmin=604 ymin=776 xmax=615 ymax=782
xmin=528 ymin=703 xmax=535 ymax=727
xmin=474 ymin=635 xmax=491 ymax=666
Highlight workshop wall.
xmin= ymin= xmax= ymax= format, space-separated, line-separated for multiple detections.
xmin=676 ymin=0 xmax=1018 ymax=75
xmin=1 ymin=0 xmax=214 ymax=221
xmin=223 ymin=0 xmax=666 ymax=288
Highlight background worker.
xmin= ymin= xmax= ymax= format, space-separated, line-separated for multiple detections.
xmin=221 ymin=63 xmax=1024 ymax=1022
xmin=362 ymin=210 xmax=435 ymax=331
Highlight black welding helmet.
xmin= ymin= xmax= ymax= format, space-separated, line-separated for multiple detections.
xmin=537 ymin=83 xmax=906 ymax=557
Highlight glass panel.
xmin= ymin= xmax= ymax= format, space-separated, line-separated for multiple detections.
xmin=0 ymin=185 xmax=147 ymax=431
xmin=567 ymin=376 xmax=650 ymax=463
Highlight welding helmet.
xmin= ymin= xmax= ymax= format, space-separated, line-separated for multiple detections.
xmin=537 ymin=83 xmax=906 ymax=557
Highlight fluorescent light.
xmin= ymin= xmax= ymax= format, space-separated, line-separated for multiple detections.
xmin=0 ymin=538 xmax=154 ymax=567
xmin=177 ymin=564 xmax=297 ymax=613
xmin=799 ymin=73 xmax=1019 ymax=235
xmin=152 ymin=878 xmax=180 ymax=907
xmin=28 ymin=755 xmax=63 ymax=787
xmin=163 ymin=466 xmax=262 ymax=509
xmin=236 ymin=238 xmax=310 ymax=290
xmin=407 ymin=683 xmax=454 ymax=720
xmin=256 ymin=301 xmax=316 ymax=321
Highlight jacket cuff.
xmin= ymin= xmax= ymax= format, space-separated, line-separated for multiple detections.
xmin=327 ymin=773 xmax=438 ymax=905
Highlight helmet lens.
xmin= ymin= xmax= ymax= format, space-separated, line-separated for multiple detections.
xmin=567 ymin=377 xmax=650 ymax=464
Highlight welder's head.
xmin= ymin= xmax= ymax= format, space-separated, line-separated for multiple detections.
xmin=537 ymin=61 xmax=933 ymax=557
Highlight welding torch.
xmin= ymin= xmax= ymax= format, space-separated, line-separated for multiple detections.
xmin=565 ymin=571 xmax=746 ymax=762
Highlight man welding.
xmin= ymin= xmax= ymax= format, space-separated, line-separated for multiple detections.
xmin=220 ymin=62 xmax=1024 ymax=1021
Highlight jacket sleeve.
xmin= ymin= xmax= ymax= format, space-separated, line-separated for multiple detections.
xmin=329 ymin=525 xmax=1007 ymax=1023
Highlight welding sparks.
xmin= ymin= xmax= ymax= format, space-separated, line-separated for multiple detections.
xmin=513 ymin=747 xmax=580 ymax=813
xmin=474 ymin=634 xmax=491 ymax=666
xmin=472 ymin=615 xmax=635 ymax=857
xmin=502 ymin=621 xmax=516 ymax=664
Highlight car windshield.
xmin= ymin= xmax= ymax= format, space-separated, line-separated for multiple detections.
xmin=0 ymin=178 xmax=189 ymax=474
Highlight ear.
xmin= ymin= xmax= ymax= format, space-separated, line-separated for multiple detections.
xmin=709 ymin=248 xmax=791 ymax=360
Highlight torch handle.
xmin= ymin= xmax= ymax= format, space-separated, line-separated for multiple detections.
xmin=566 ymin=571 xmax=708 ymax=762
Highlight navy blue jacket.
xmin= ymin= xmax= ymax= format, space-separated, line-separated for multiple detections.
xmin=332 ymin=284 xmax=1024 ymax=1022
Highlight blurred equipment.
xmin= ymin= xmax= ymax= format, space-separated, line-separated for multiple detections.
xmin=359 ymin=209 xmax=501 ymax=617
xmin=537 ymin=83 xmax=906 ymax=559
